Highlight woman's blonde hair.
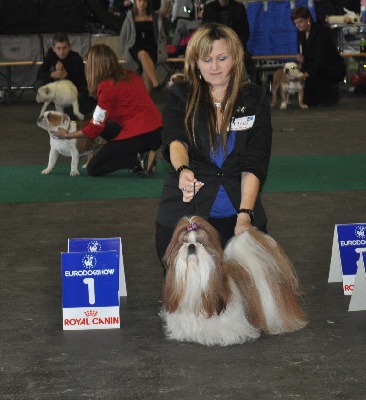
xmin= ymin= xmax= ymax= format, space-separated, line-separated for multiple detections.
xmin=85 ymin=44 xmax=131 ymax=97
xmin=184 ymin=23 xmax=245 ymax=152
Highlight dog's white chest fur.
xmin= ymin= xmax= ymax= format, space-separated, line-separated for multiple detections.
xmin=283 ymin=80 xmax=304 ymax=95
xmin=48 ymin=120 xmax=78 ymax=157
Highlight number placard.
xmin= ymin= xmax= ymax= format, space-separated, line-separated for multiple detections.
xmin=61 ymin=250 xmax=120 ymax=330
xmin=68 ymin=237 xmax=127 ymax=297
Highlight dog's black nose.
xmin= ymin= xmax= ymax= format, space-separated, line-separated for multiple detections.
xmin=188 ymin=243 xmax=196 ymax=255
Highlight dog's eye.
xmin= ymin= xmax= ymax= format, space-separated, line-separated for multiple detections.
xmin=47 ymin=113 xmax=52 ymax=120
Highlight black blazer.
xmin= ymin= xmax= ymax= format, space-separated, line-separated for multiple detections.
xmin=156 ymin=82 xmax=272 ymax=229
xmin=298 ymin=23 xmax=345 ymax=81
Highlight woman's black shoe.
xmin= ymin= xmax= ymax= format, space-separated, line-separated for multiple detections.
xmin=138 ymin=150 xmax=157 ymax=178
xmin=129 ymin=152 xmax=144 ymax=173
xmin=151 ymin=84 xmax=162 ymax=93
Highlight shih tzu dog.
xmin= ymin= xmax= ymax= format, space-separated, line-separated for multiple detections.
xmin=161 ymin=216 xmax=309 ymax=346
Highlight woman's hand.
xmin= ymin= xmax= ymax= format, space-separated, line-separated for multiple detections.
xmin=51 ymin=61 xmax=68 ymax=80
xmin=55 ymin=128 xmax=68 ymax=139
xmin=234 ymin=212 xmax=252 ymax=236
xmin=296 ymin=54 xmax=304 ymax=64
xmin=179 ymin=169 xmax=204 ymax=203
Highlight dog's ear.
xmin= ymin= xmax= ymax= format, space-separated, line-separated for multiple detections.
xmin=60 ymin=113 xmax=71 ymax=126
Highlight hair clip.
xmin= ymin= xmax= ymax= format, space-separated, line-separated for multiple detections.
xmin=186 ymin=222 xmax=198 ymax=231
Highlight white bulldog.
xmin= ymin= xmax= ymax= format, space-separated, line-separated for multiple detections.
xmin=36 ymin=80 xmax=84 ymax=121
xmin=271 ymin=62 xmax=308 ymax=110
xmin=326 ymin=8 xmax=360 ymax=24
xmin=37 ymin=111 xmax=104 ymax=176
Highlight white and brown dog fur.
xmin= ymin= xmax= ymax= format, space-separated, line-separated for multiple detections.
xmin=167 ymin=72 xmax=186 ymax=88
xmin=161 ymin=216 xmax=309 ymax=346
xmin=36 ymin=80 xmax=84 ymax=120
xmin=271 ymin=62 xmax=308 ymax=110
xmin=37 ymin=111 xmax=104 ymax=176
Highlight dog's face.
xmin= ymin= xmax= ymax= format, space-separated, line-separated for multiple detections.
xmin=36 ymin=84 xmax=56 ymax=103
xmin=283 ymin=62 xmax=304 ymax=81
xmin=163 ymin=216 xmax=223 ymax=274
xmin=167 ymin=73 xmax=186 ymax=88
xmin=37 ymin=111 xmax=71 ymax=133
xmin=36 ymin=80 xmax=77 ymax=104
xmin=163 ymin=216 xmax=229 ymax=316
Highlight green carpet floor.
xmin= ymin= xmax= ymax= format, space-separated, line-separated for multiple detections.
xmin=1 ymin=154 xmax=365 ymax=203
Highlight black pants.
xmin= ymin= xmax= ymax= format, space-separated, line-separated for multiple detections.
xmin=87 ymin=124 xmax=161 ymax=176
xmin=155 ymin=216 xmax=267 ymax=263
xmin=303 ymin=62 xmax=346 ymax=106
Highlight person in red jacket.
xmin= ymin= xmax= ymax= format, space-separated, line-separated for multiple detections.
xmin=56 ymin=44 xmax=162 ymax=177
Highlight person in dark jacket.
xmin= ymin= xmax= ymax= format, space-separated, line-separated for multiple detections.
xmin=202 ymin=0 xmax=252 ymax=78
xmin=35 ymin=32 xmax=96 ymax=115
xmin=202 ymin=0 xmax=249 ymax=50
xmin=155 ymin=23 xmax=272 ymax=261
xmin=291 ymin=6 xmax=346 ymax=106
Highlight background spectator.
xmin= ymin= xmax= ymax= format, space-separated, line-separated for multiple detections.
xmin=119 ymin=0 xmax=167 ymax=92
xmin=35 ymin=32 xmax=96 ymax=116
xmin=291 ymin=6 xmax=346 ymax=106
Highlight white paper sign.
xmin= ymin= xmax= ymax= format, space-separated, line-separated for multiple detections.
xmin=348 ymin=249 xmax=366 ymax=311
xmin=328 ymin=223 xmax=366 ymax=295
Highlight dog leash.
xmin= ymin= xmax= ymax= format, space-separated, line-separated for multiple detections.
xmin=193 ymin=181 xmax=198 ymax=215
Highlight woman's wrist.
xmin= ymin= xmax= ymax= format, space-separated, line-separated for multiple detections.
xmin=176 ymin=165 xmax=190 ymax=177
xmin=237 ymin=208 xmax=254 ymax=222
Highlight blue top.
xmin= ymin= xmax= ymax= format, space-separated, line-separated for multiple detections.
xmin=210 ymin=131 xmax=237 ymax=218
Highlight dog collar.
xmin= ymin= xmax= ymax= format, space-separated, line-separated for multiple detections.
xmin=48 ymin=119 xmax=72 ymax=139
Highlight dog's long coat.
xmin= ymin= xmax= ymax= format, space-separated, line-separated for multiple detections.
xmin=161 ymin=216 xmax=309 ymax=346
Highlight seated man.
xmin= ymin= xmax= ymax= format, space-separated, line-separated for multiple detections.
xmin=35 ymin=32 xmax=96 ymax=116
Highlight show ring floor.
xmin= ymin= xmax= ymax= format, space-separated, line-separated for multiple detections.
xmin=1 ymin=89 xmax=366 ymax=399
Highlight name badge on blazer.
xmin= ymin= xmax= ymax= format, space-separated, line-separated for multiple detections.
xmin=231 ymin=115 xmax=255 ymax=131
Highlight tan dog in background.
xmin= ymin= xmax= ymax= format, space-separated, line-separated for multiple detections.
xmin=36 ymin=80 xmax=84 ymax=120
xmin=271 ymin=62 xmax=308 ymax=110
xmin=37 ymin=111 xmax=105 ymax=176
xmin=167 ymin=73 xmax=186 ymax=87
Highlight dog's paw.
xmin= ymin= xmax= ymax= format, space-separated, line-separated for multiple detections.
xmin=81 ymin=163 xmax=88 ymax=169
xmin=41 ymin=168 xmax=52 ymax=174
xmin=280 ymin=103 xmax=287 ymax=110
xmin=70 ymin=170 xmax=80 ymax=177
xmin=300 ymin=104 xmax=309 ymax=109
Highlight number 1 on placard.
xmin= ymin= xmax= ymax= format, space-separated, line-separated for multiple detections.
xmin=83 ymin=278 xmax=96 ymax=304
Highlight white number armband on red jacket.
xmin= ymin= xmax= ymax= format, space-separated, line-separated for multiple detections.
xmin=92 ymin=106 xmax=108 ymax=126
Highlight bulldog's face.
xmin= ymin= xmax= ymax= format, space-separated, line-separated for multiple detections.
xmin=37 ymin=111 xmax=71 ymax=132
xmin=283 ymin=62 xmax=304 ymax=80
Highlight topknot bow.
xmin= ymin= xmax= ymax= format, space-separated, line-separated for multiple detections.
xmin=186 ymin=222 xmax=198 ymax=231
